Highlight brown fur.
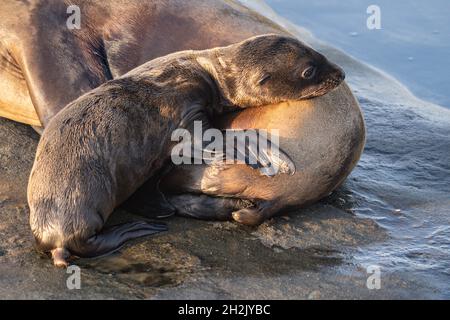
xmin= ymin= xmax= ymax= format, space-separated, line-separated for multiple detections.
xmin=0 ymin=0 xmax=284 ymax=126
xmin=160 ymin=83 xmax=365 ymax=226
xmin=28 ymin=35 xmax=344 ymax=266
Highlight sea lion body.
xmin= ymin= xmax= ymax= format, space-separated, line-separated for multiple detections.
xmin=28 ymin=35 xmax=345 ymax=266
xmin=1 ymin=0 xmax=364 ymax=237
xmin=1 ymin=0 xmax=363 ymax=231
xmin=161 ymin=82 xmax=365 ymax=225
xmin=0 ymin=0 xmax=288 ymax=126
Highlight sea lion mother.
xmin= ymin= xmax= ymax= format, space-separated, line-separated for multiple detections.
xmin=0 ymin=0 xmax=365 ymax=224
xmin=28 ymin=35 xmax=345 ymax=267
xmin=160 ymin=83 xmax=365 ymax=226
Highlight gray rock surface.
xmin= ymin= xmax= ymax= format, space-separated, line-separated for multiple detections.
xmin=0 ymin=0 xmax=449 ymax=299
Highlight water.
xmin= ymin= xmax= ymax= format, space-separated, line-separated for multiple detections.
xmin=266 ymin=0 xmax=450 ymax=108
xmin=256 ymin=0 xmax=450 ymax=295
xmin=0 ymin=0 xmax=448 ymax=298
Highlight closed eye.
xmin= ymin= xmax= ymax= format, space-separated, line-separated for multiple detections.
xmin=259 ymin=74 xmax=271 ymax=85
xmin=301 ymin=66 xmax=316 ymax=79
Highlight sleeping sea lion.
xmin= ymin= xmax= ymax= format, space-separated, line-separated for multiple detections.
xmin=28 ymin=35 xmax=345 ymax=267
xmin=0 ymin=0 xmax=293 ymax=126
xmin=0 ymin=0 xmax=363 ymax=239
xmin=159 ymin=82 xmax=365 ymax=226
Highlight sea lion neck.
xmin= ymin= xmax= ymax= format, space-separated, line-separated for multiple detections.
xmin=195 ymin=49 xmax=241 ymax=111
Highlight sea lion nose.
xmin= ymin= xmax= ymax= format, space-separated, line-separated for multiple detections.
xmin=334 ymin=65 xmax=346 ymax=81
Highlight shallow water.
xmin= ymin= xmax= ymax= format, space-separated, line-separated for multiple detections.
xmin=266 ymin=0 xmax=450 ymax=108
xmin=0 ymin=0 xmax=449 ymax=299
xmin=258 ymin=0 xmax=450 ymax=295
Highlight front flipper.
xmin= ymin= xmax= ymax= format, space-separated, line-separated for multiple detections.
xmin=176 ymin=104 xmax=295 ymax=177
xmin=165 ymin=193 xmax=283 ymax=226
xmin=16 ymin=18 xmax=113 ymax=125
xmin=186 ymin=127 xmax=296 ymax=177
xmin=122 ymin=166 xmax=176 ymax=219
xmin=226 ymin=129 xmax=296 ymax=176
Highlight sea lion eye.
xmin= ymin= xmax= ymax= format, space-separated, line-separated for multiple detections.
xmin=258 ymin=74 xmax=271 ymax=85
xmin=301 ymin=66 xmax=316 ymax=79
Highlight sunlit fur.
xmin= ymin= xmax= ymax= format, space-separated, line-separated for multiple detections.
xmin=28 ymin=34 xmax=345 ymax=266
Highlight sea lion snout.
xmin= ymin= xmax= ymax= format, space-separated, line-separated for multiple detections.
xmin=326 ymin=65 xmax=346 ymax=93
xmin=219 ymin=34 xmax=348 ymax=106
xmin=328 ymin=63 xmax=346 ymax=83
xmin=305 ymin=61 xmax=346 ymax=97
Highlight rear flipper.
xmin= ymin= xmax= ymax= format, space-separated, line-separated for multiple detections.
xmin=231 ymin=201 xmax=283 ymax=226
xmin=52 ymin=221 xmax=167 ymax=268
xmin=168 ymin=193 xmax=282 ymax=226
xmin=167 ymin=193 xmax=253 ymax=221
xmin=167 ymin=193 xmax=283 ymax=226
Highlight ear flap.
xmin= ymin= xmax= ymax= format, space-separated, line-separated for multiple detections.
xmin=258 ymin=73 xmax=271 ymax=85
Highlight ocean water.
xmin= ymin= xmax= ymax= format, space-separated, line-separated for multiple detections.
xmin=0 ymin=0 xmax=447 ymax=299
xmin=246 ymin=0 xmax=450 ymax=295
xmin=266 ymin=0 xmax=450 ymax=108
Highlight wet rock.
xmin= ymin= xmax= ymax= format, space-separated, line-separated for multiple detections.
xmin=1 ymin=2 xmax=450 ymax=299
xmin=253 ymin=204 xmax=385 ymax=251
xmin=308 ymin=290 xmax=321 ymax=300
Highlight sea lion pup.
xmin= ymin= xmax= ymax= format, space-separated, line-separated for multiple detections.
xmin=28 ymin=34 xmax=344 ymax=267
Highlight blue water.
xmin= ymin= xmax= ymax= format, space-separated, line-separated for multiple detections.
xmin=262 ymin=0 xmax=450 ymax=296
xmin=267 ymin=0 xmax=450 ymax=108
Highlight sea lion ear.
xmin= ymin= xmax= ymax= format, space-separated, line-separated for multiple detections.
xmin=258 ymin=73 xmax=271 ymax=85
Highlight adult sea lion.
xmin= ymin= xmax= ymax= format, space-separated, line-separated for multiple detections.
xmin=1 ymin=0 xmax=364 ymax=229
xmin=28 ymin=35 xmax=345 ymax=267
xmin=160 ymin=82 xmax=365 ymax=226
xmin=0 ymin=0 xmax=293 ymax=126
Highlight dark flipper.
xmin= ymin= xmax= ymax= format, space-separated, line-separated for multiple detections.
xmin=232 ymin=201 xmax=283 ymax=226
xmin=166 ymin=193 xmax=281 ymax=226
xmin=191 ymin=129 xmax=295 ymax=176
xmin=122 ymin=179 xmax=176 ymax=219
xmin=223 ymin=129 xmax=296 ymax=177
xmin=199 ymin=129 xmax=296 ymax=177
xmin=178 ymin=106 xmax=295 ymax=177
xmin=122 ymin=168 xmax=176 ymax=219
xmin=52 ymin=221 xmax=167 ymax=267
xmin=17 ymin=14 xmax=113 ymax=125
xmin=167 ymin=193 xmax=253 ymax=221
xmin=75 ymin=221 xmax=167 ymax=258
xmin=124 ymin=186 xmax=176 ymax=218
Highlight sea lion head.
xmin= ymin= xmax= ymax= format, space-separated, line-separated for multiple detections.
xmin=214 ymin=34 xmax=345 ymax=107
